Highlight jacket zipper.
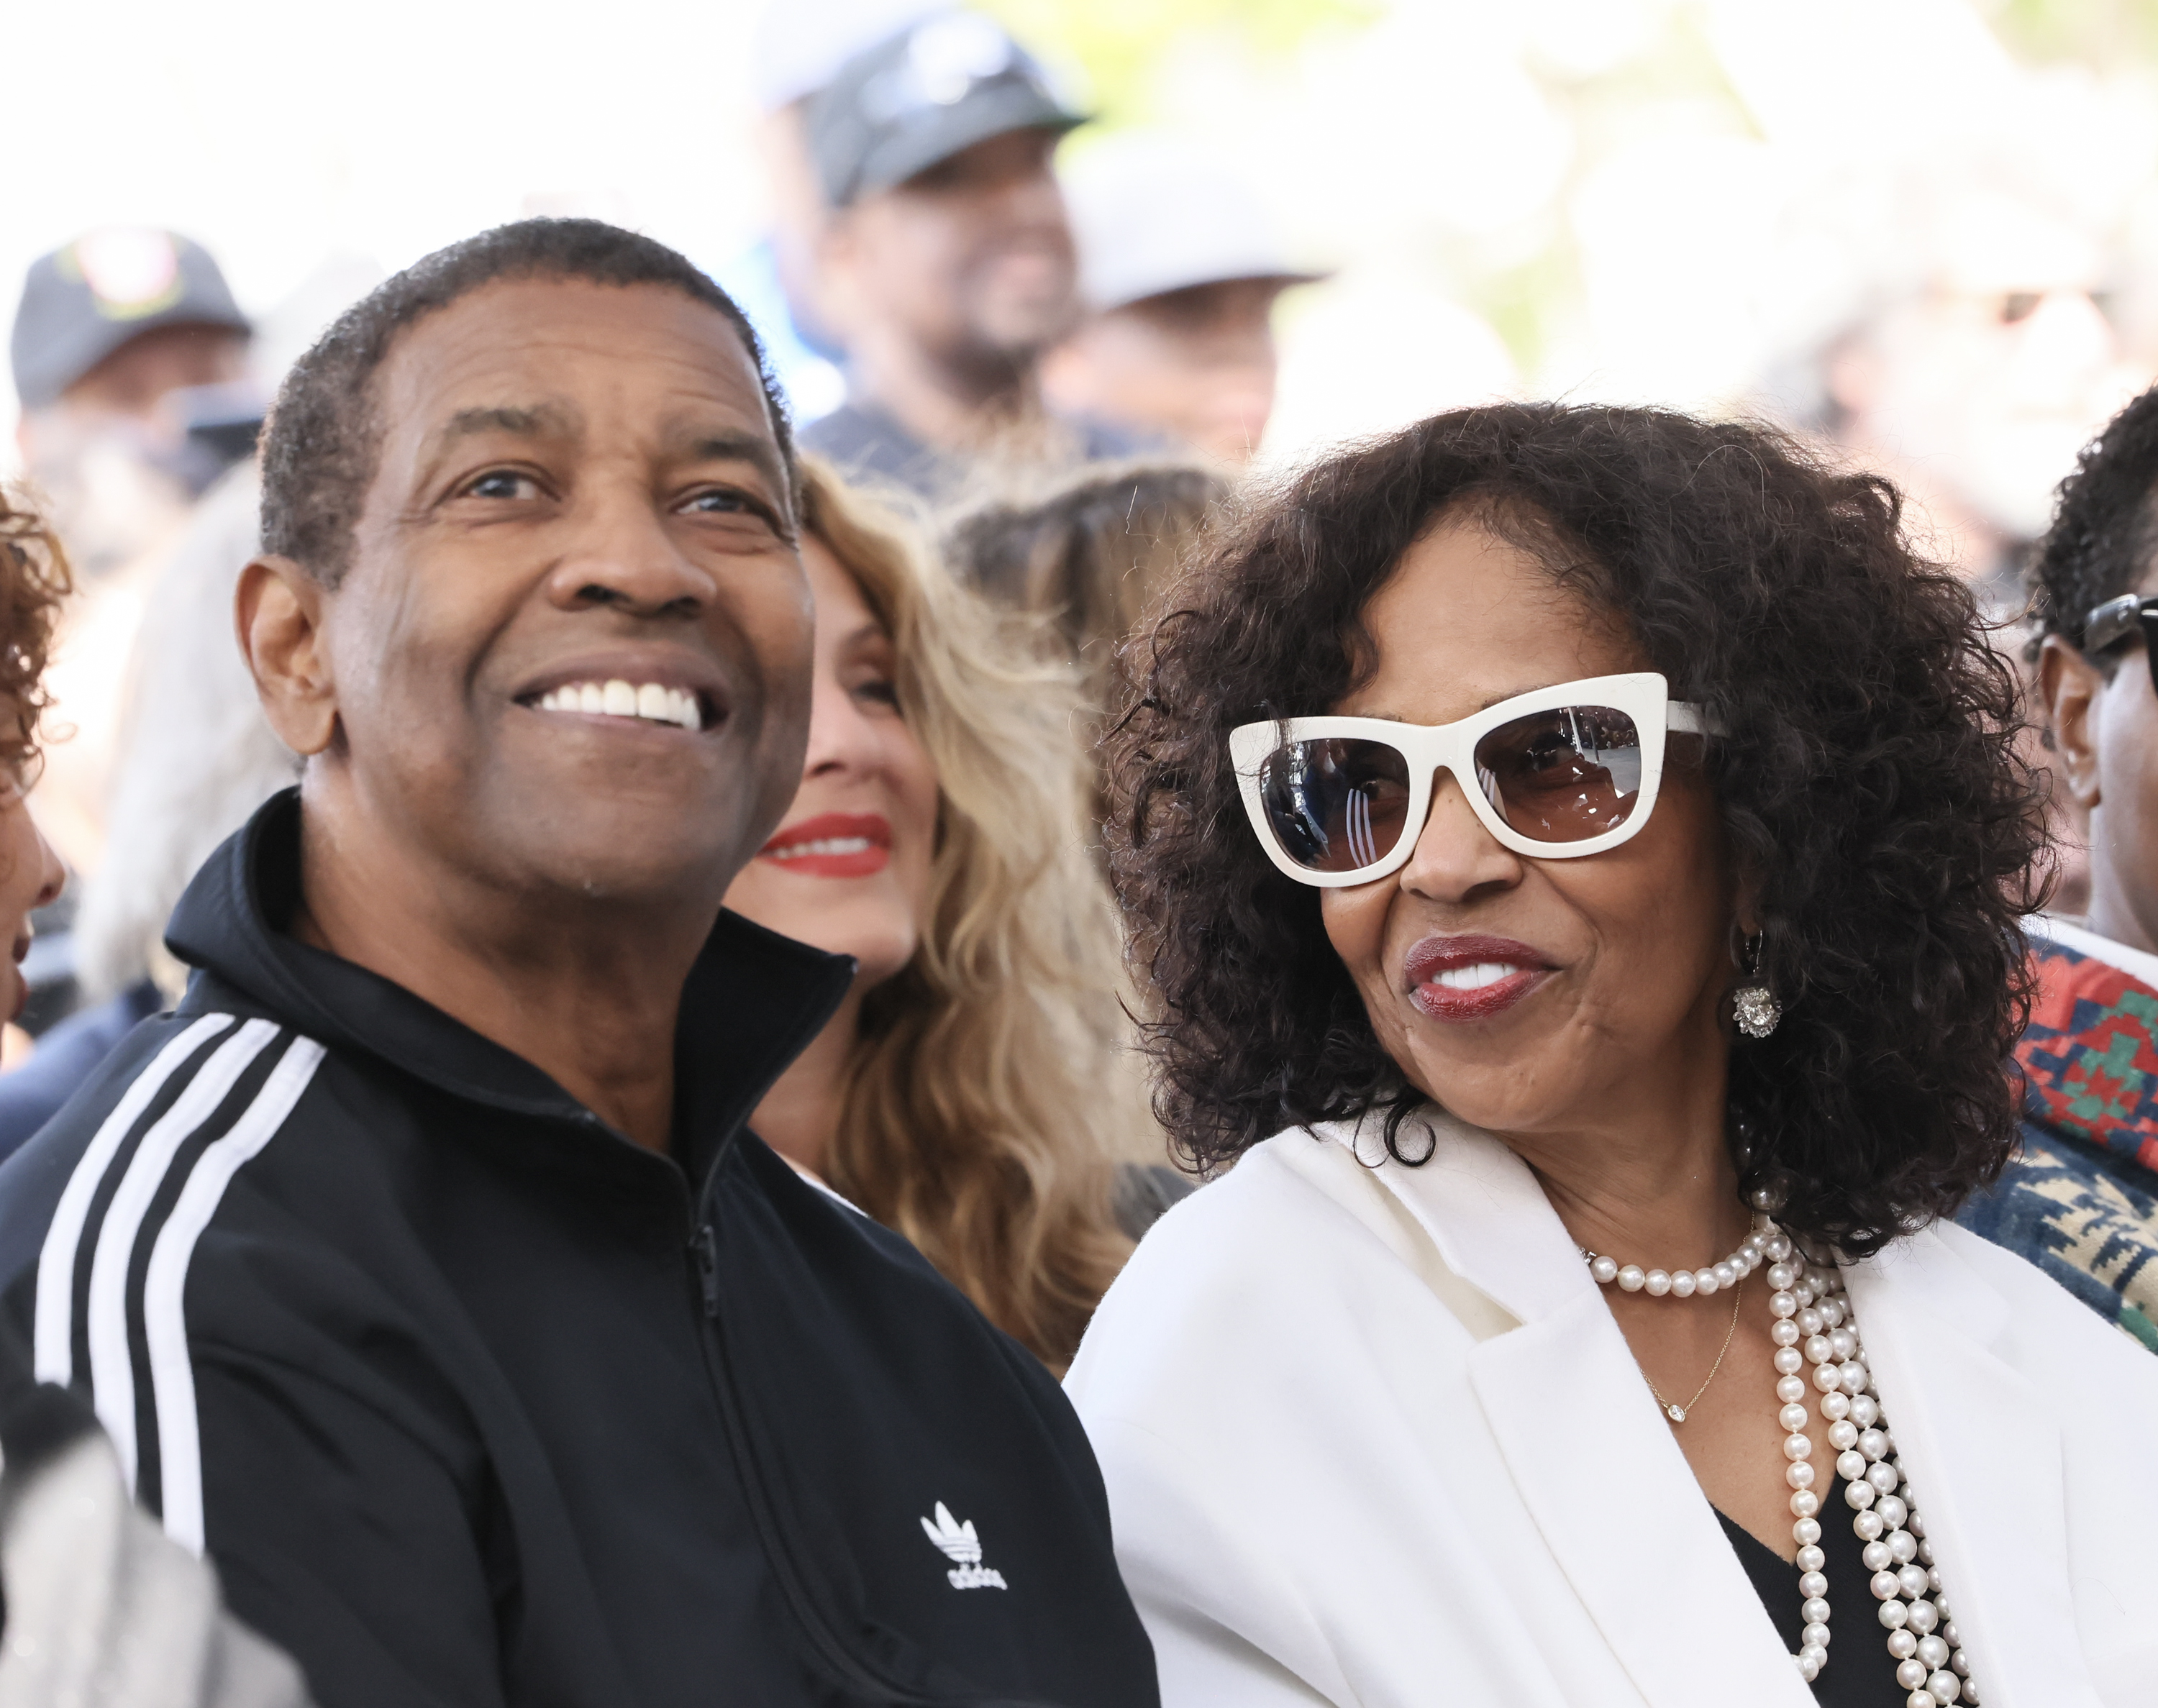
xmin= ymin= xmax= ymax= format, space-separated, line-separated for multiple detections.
xmin=686 ymin=1214 xmax=1052 ymax=1708
xmin=691 ymin=1224 xmax=720 ymax=1316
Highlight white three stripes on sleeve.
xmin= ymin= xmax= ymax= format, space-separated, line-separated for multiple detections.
xmin=147 ymin=1035 xmax=326 ymax=1556
xmin=29 ymin=1012 xmax=327 ymax=1556
xmin=87 ymin=1018 xmax=286 ymax=1490
xmin=34 ymin=1013 xmax=235 ymax=1387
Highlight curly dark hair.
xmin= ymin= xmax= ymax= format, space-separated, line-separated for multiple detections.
xmin=0 ymin=488 xmax=73 ymax=777
xmin=1111 ymin=403 xmax=2047 ymax=1258
xmin=2026 ymin=380 xmax=2158 ymax=659
xmin=260 ymin=218 xmax=792 ymax=588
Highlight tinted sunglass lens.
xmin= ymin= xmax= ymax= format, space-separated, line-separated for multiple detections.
xmin=1472 ymin=706 xmax=1643 ymax=843
xmin=1257 ymin=738 xmax=1413 ymax=873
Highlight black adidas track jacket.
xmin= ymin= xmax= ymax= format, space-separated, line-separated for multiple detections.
xmin=0 ymin=792 xmax=1157 ymax=1708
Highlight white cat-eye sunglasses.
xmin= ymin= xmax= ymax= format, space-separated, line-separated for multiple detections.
xmin=1229 ymin=672 xmax=1718 ymax=888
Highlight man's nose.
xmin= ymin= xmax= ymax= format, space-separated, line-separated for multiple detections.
xmin=545 ymin=489 xmax=719 ymax=618
xmin=998 ymin=170 xmax=1073 ymax=234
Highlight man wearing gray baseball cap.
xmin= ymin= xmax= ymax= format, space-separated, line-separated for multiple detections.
xmin=11 ymin=229 xmax=256 ymax=575
xmin=796 ymin=11 xmax=1147 ymax=498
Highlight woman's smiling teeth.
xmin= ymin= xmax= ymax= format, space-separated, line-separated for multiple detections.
xmin=1430 ymin=962 xmax=1524 ymax=991
xmin=535 ymin=680 xmax=702 ymax=731
xmin=766 ymin=835 xmax=875 ymax=861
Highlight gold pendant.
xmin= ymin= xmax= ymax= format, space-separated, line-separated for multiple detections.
xmin=1667 ymin=1404 xmax=1686 ymax=1422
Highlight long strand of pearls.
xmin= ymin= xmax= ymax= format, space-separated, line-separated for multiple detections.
xmin=1765 ymin=1230 xmax=1980 ymax=1707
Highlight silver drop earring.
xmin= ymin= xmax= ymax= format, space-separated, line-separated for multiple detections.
xmin=1732 ymin=933 xmax=1781 ymax=1038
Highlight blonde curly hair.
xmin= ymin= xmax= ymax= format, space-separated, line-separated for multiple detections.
xmin=800 ymin=461 xmax=1144 ymax=1370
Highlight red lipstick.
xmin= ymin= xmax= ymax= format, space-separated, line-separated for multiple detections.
xmin=1403 ymin=933 xmax=1554 ymax=1023
xmin=757 ymin=812 xmax=892 ymax=880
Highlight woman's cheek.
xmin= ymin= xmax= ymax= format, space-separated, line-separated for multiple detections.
xmin=1320 ymin=883 xmax=1396 ymax=1009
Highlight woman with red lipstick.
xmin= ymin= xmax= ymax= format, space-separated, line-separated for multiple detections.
xmin=722 ymin=462 xmax=1147 ymax=1371
xmin=0 ymin=494 xmax=73 ymax=1034
xmin=1066 ymin=404 xmax=2158 ymax=1706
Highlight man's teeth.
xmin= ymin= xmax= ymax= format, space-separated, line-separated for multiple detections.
xmin=1431 ymin=962 xmax=1524 ymax=991
xmin=768 ymin=836 xmax=875 ymax=860
xmin=536 ymin=680 xmax=701 ymax=731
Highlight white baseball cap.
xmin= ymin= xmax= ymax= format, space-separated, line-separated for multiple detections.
xmin=1060 ymin=132 xmax=1326 ymax=313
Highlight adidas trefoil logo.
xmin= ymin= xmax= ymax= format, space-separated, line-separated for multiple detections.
xmin=920 ymin=1500 xmax=1008 ymax=1590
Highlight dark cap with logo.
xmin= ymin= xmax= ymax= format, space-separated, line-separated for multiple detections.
xmin=806 ymin=12 xmax=1084 ymax=206
xmin=11 ymin=229 xmax=251 ymax=410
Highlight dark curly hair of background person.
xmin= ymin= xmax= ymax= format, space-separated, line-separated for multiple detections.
xmin=2026 ymin=380 xmax=2158 ymax=660
xmin=1109 ymin=402 xmax=2049 ymax=1259
xmin=0 ymin=488 xmax=73 ymax=780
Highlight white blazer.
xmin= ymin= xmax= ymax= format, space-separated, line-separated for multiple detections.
xmin=1065 ymin=1109 xmax=2158 ymax=1708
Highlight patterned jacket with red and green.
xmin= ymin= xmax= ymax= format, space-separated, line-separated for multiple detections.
xmin=1958 ymin=928 xmax=2158 ymax=1351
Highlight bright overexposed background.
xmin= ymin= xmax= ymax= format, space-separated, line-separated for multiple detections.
xmin=8 ymin=0 xmax=2158 ymax=468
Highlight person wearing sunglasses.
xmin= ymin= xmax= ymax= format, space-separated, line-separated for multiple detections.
xmin=1065 ymin=402 xmax=2158 ymax=1706
xmin=1957 ymin=384 xmax=2158 ymax=1353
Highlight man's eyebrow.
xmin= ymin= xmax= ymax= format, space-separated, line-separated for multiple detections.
xmin=678 ymin=428 xmax=791 ymax=498
xmin=434 ymin=401 xmax=583 ymax=444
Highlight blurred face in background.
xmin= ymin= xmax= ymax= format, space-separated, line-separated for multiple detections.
xmin=1043 ymin=276 xmax=1290 ymax=464
xmin=16 ymin=323 xmax=252 ymax=575
xmin=821 ymin=127 xmax=1079 ymax=384
xmin=723 ymin=534 xmax=940 ymax=993
xmin=1829 ymin=202 xmax=2142 ymax=545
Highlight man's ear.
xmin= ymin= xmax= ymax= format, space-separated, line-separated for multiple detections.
xmin=237 ymin=554 xmax=338 ymax=757
xmin=2039 ymin=633 xmax=2104 ymax=814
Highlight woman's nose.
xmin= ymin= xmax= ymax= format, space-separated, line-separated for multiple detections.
xmin=32 ymin=826 xmax=63 ymax=912
xmin=800 ymin=680 xmax=883 ymax=779
xmin=1396 ymin=771 xmax=1522 ymax=903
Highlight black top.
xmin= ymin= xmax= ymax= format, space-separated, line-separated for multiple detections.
xmin=1716 ymin=1505 xmax=1906 ymax=1707
xmin=0 ymin=790 xmax=1158 ymax=1708
xmin=800 ymin=399 xmax=1155 ymax=503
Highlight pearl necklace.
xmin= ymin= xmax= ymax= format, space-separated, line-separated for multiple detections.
xmin=1583 ymin=1213 xmax=1771 ymax=1299
xmin=1585 ymin=1215 xmax=1983 ymax=1702
xmin=1764 ymin=1230 xmax=1980 ymax=1704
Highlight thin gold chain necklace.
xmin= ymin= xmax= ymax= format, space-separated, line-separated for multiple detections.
xmin=1641 ymin=1277 xmax=1744 ymax=1424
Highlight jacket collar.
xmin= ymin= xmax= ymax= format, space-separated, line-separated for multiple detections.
xmin=1320 ymin=1107 xmax=2091 ymax=1708
xmin=164 ymin=788 xmax=855 ymax=1164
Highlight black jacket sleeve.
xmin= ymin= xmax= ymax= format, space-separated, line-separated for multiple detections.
xmin=194 ymin=1340 xmax=507 ymax=1708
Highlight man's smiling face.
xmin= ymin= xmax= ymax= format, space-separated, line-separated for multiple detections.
xmin=317 ymin=275 xmax=814 ymax=912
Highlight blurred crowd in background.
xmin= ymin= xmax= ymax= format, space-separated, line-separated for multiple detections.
xmin=1 ymin=0 xmax=2152 ymax=1071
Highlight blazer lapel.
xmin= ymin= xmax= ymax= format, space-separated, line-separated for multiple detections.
xmin=1847 ymin=1236 xmax=2095 ymax=1708
xmin=1467 ymin=1299 xmax=1818 ymax=1707
xmin=1344 ymin=1113 xmax=1817 ymax=1708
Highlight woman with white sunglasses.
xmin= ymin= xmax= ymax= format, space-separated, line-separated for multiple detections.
xmin=1067 ymin=403 xmax=2158 ymax=1707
